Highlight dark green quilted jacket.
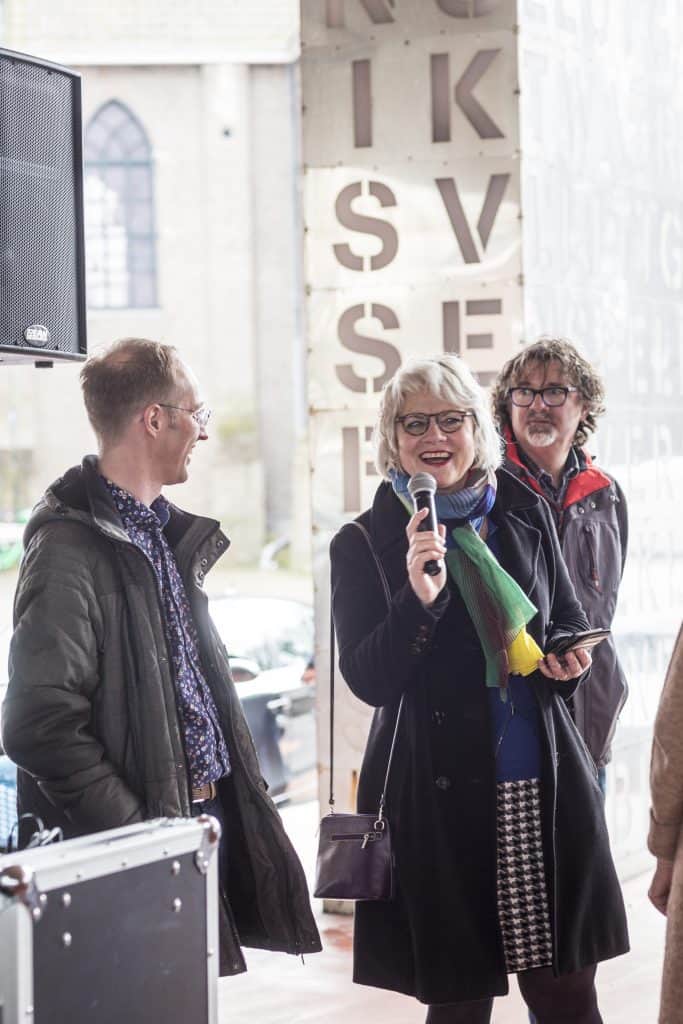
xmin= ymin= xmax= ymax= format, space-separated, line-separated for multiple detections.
xmin=1 ymin=456 xmax=321 ymax=973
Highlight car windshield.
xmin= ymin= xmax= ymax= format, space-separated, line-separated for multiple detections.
xmin=209 ymin=596 xmax=313 ymax=673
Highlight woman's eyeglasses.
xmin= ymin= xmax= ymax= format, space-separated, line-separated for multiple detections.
xmin=507 ymin=386 xmax=578 ymax=408
xmin=395 ymin=410 xmax=473 ymax=436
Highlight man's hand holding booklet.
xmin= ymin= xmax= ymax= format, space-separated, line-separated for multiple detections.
xmin=549 ymin=628 xmax=611 ymax=657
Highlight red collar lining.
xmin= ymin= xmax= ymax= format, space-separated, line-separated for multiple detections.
xmin=503 ymin=427 xmax=611 ymax=507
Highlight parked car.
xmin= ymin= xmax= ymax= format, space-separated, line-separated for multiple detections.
xmin=0 ymin=754 xmax=16 ymax=851
xmin=208 ymin=593 xmax=316 ymax=802
xmin=0 ymin=593 xmax=316 ymax=845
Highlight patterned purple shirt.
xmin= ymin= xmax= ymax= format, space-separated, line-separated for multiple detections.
xmin=105 ymin=479 xmax=230 ymax=789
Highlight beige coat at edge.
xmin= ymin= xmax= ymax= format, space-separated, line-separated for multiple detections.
xmin=649 ymin=624 xmax=683 ymax=1024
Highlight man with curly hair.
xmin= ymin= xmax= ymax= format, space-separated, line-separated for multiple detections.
xmin=491 ymin=337 xmax=628 ymax=794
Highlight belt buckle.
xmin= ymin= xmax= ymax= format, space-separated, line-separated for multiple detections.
xmin=192 ymin=780 xmax=217 ymax=804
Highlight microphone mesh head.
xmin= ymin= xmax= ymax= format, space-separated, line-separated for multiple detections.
xmin=407 ymin=472 xmax=437 ymax=496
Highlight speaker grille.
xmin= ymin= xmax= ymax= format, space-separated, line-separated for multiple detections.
xmin=0 ymin=51 xmax=86 ymax=359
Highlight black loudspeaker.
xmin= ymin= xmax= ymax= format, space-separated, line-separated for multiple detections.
xmin=0 ymin=48 xmax=87 ymax=366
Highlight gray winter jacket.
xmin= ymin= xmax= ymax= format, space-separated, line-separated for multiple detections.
xmin=504 ymin=439 xmax=628 ymax=767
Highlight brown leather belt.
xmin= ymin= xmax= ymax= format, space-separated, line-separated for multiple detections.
xmin=191 ymin=780 xmax=218 ymax=803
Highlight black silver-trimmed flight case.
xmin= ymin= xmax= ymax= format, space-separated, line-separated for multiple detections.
xmin=0 ymin=816 xmax=220 ymax=1024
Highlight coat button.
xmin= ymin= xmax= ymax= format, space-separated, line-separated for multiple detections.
xmin=589 ymin=500 xmax=597 ymax=509
xmin=200 ymin=557 xmax=208 ymax=567
xmin=577 ymin=505 xmax=585 ymax=514
xmin=435 ymin=775 xmax=451 ymax=791
xmin=432 ymin=710 xmax=447 ymax=726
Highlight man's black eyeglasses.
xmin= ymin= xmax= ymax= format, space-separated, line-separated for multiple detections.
xmin=507 ymin=386 xmax=579 ymax=408
xmin=395 ymin=410 xmax=473 ymax=436
xmin=158 ymin=404 xmax=212 ymax=430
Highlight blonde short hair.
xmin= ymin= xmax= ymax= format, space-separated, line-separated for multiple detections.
xmin=374 ymin=354 xmax=502 ymax=478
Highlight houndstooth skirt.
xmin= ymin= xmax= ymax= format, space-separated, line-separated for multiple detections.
xmin=496 ymin=778 xmax=553 ymax=973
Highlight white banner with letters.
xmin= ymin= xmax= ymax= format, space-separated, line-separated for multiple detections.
xmin=301 ymin=0 xmax=522 ymax=815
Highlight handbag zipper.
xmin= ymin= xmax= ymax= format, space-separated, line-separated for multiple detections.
xmin=331 ymin=831 xmax=384 ymax=848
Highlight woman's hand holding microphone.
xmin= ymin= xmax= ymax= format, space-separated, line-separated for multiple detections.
xmin=406 ymin=507 xmax=448 ymax=607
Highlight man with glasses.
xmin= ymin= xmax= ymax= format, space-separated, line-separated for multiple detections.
xmin=1 ymin=337 xmax=321 ymax=974
xmin=491 ymin=337 xmax=628 ymax=796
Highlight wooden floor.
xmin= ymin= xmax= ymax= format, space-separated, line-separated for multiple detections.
xmin=219 ymin=801 xmax=665 ymax=1024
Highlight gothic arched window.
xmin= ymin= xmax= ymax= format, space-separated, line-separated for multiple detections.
xmin=84 ymin=101 xmax=157 ymax=309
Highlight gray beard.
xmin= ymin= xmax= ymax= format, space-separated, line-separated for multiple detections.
xmin=522 ymin=422 xmax=558 ymax=448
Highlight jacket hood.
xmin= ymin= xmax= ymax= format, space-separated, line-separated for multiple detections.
xmin=24 ymin=455 xmax=230 ymax=568
xmin=23 ymin=456 xmax=117 ymax=549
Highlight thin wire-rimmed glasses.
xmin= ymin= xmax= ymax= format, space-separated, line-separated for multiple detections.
xmin=158 ymin=403 xmax=212 ymax=430
xmin=507 ymin=386 xmax=579 ymax=408
xmin=395 ymin=410 xmax=473 ymax=436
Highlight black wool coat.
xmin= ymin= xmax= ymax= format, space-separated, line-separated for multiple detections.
xmin=330 ymin=471 xmax=629 ymax=1006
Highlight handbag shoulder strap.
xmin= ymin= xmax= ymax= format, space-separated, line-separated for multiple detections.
xmin=328 ymin=520 xmax=405 ymax=818
xmin=350 ymin=521 xmax=391 ymax=605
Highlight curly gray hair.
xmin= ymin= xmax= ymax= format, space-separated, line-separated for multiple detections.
xmin=374 ymin=354 xmax=503 ymax=479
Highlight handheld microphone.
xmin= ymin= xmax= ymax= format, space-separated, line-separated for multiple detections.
xmin=407 ymin=472 xmax=442 ymax=577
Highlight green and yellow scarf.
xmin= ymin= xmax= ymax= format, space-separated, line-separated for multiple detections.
xmin=391 ymin=468 xmax=543 ymax=699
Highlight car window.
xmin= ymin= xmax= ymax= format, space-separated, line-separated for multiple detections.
xmin=209 ymin=596 xmax=313 ymax=672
